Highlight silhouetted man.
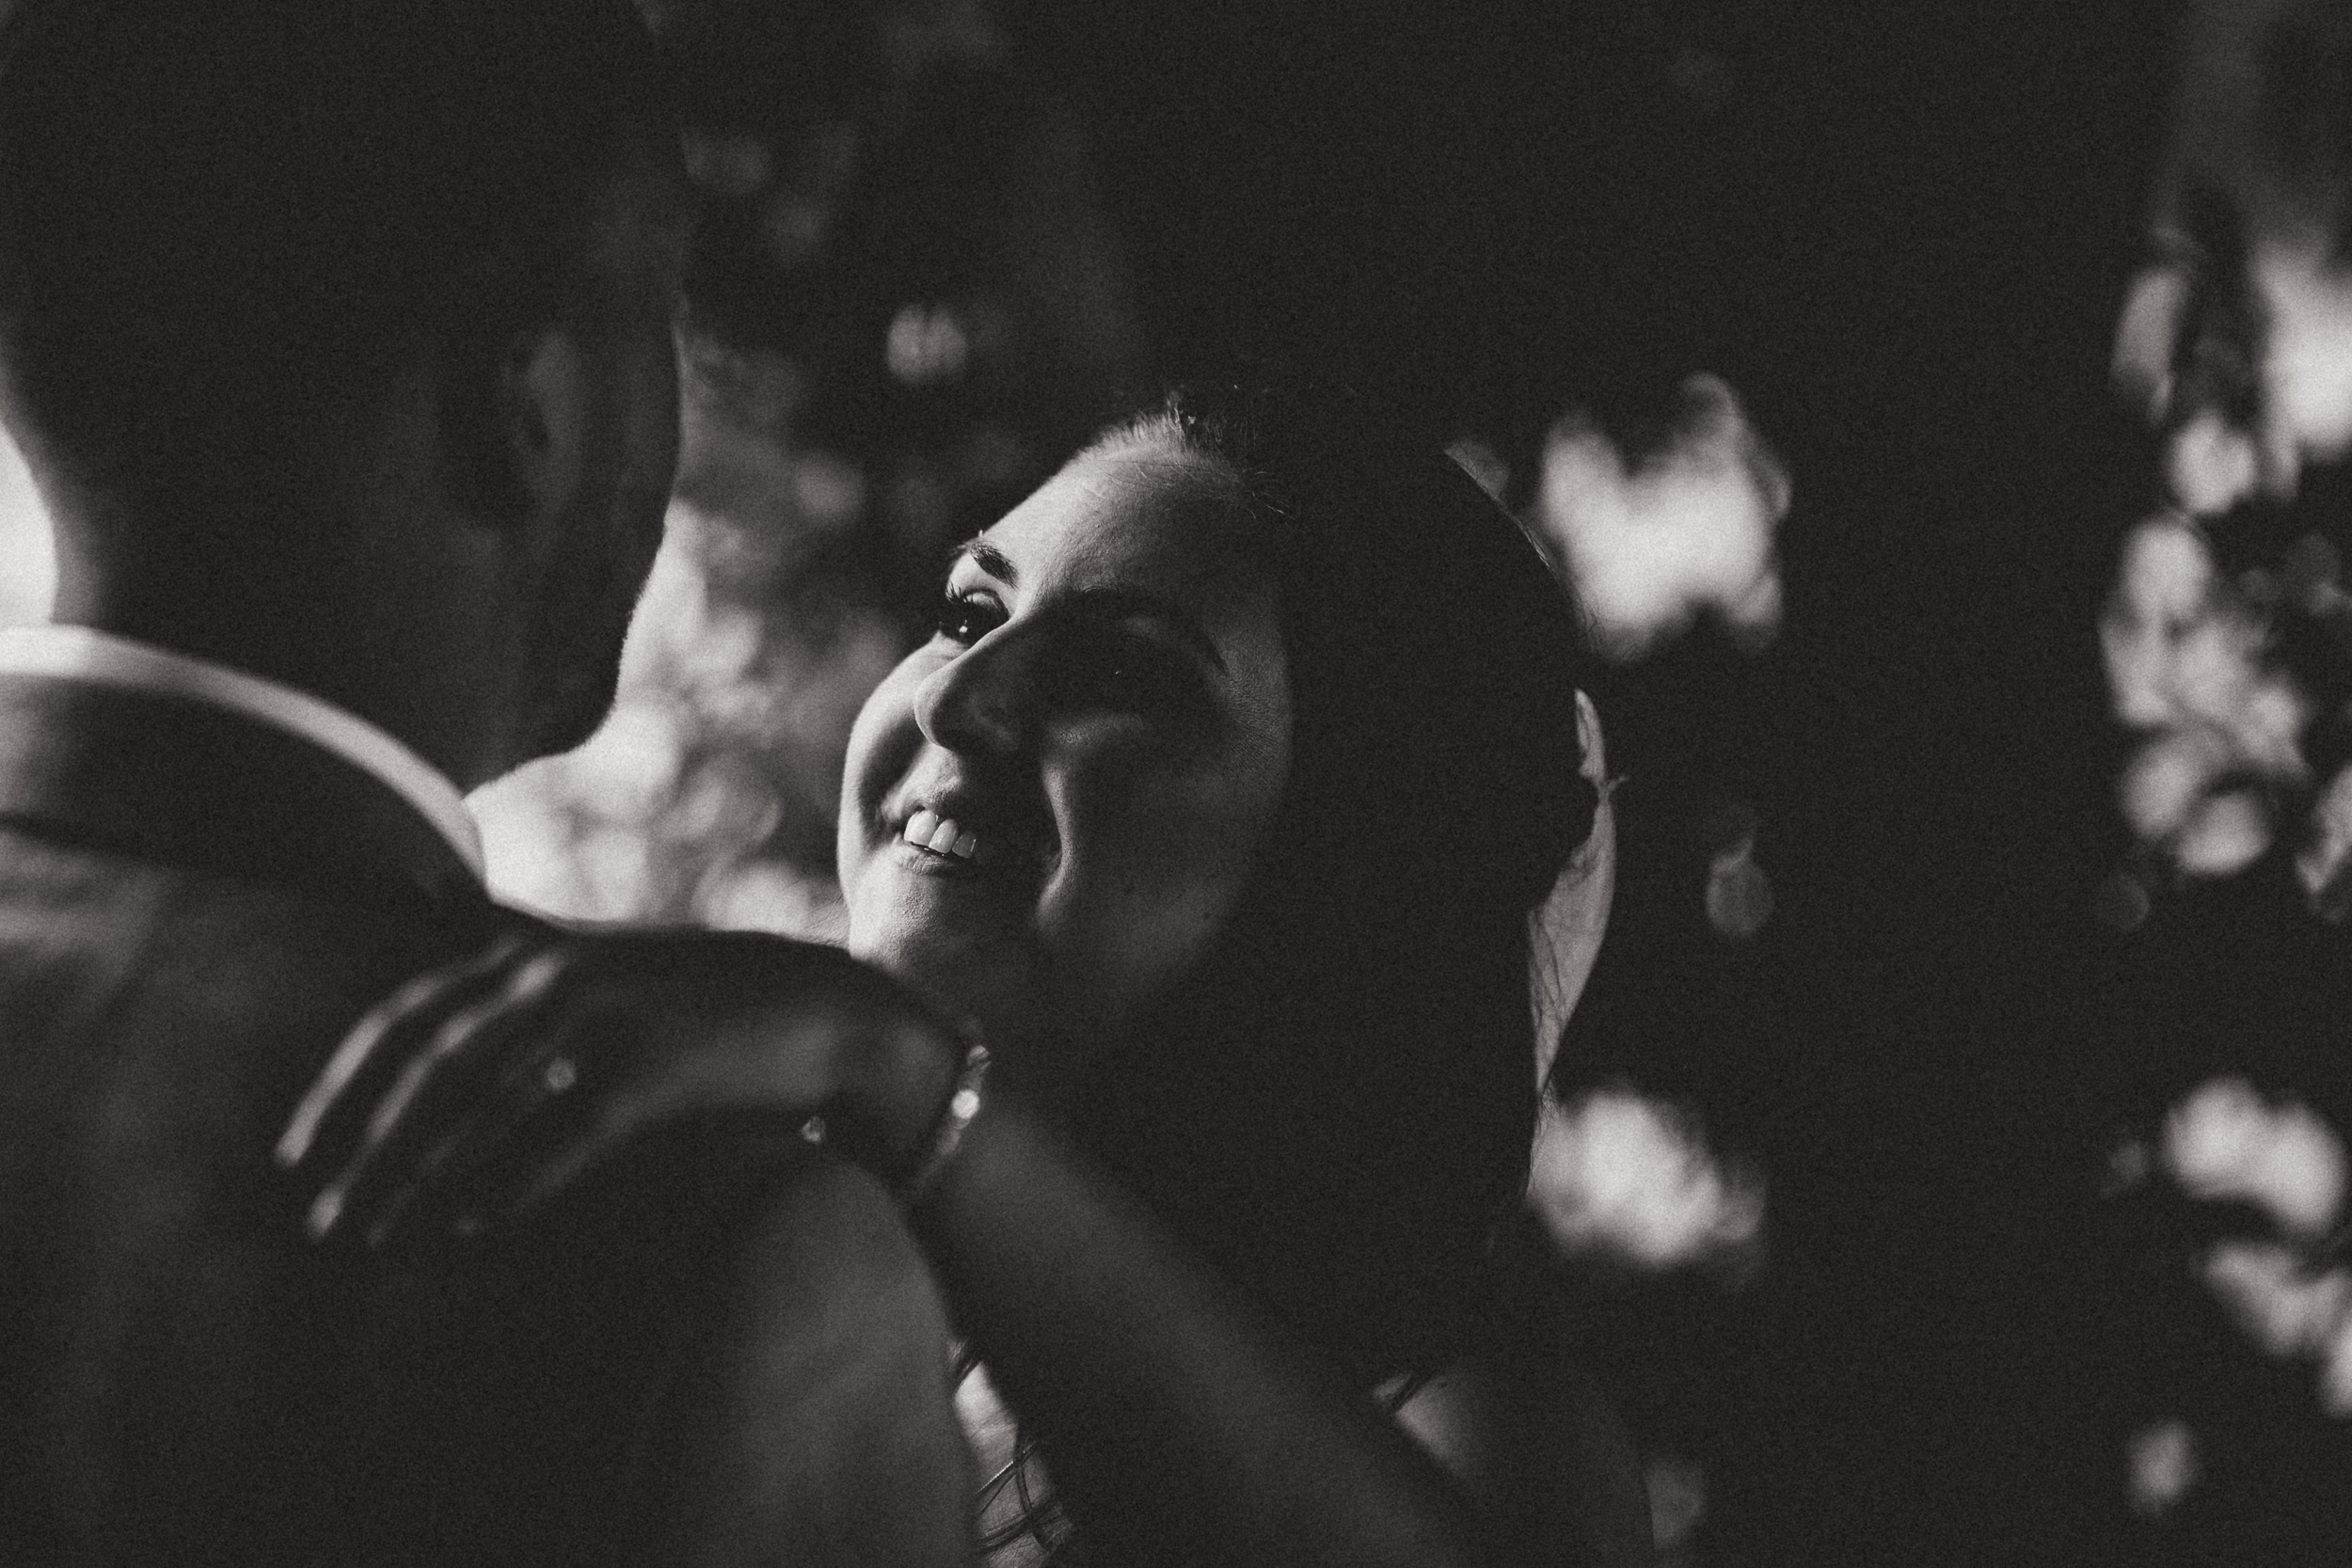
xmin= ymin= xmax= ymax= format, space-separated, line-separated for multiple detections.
xmin=0 ymin=2 xmax=967 ymax=1560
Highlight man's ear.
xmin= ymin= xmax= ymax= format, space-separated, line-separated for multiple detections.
xmin=438 ymin=324 xmax=588 ymax=532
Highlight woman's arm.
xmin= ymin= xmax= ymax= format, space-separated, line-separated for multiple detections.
xmin=284 ymin=930 xmax=1638 ymax=1566
xmin=911 ymin=1083 xmax=1597 ymax=1568
xmin=614 ymin=1152 xmax=976 ymax=1567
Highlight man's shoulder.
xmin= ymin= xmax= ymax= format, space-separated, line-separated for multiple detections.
xmin=0 ymin=660 xmax=485 ymax=908
xmin=0 ymin=819 xmax=482 ymax=1048
xmin=0 ymin=819 xmax=495 ymax=1265
xmin=0 ymin=817 xmax=525 ymax=1238
xmin=0 ymin=827 xmax=613 ymax=1565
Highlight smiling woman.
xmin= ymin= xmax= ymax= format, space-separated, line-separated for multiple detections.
xmin=838 ymin=440 xmax=1292 ymax=1068
xmin=287 ymin=373 xmax=1647 ymax=1566
xmin=1031 ymin=384 xmax=1611 ymax=1384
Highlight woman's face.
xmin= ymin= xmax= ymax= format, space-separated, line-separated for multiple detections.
xmin=838 ymin=442 xmax=1294 ymax=1064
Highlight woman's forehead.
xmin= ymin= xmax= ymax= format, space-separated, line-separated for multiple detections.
xmin=977 ymin=446 xmax=1259 ymax=597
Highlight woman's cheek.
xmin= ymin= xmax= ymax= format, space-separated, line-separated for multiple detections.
xmin=838 ymin=665 xmax=927 ymax=863
xmin=1047 ymin=861 xmax=1248 ymax=1040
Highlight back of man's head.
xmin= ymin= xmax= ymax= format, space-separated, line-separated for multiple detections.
xmin=0 ymin=0 xmax=668 ymax=515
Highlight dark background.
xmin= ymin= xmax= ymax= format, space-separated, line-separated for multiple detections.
xmin=644 ymin=0 xmax=2349 ymax=1560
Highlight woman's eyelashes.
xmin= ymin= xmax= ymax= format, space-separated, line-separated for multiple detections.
xmin=930 ymin=587 xmax=1205 ymax=720
xmin=933 ymin=589 xmax=1007 ymax=647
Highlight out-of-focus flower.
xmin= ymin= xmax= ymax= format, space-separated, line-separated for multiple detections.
xmin=2165 ymin=409 xmax=2262 ymax=519
xmin=2251 ymin=242 xmax=2352 ymax=493
xmin=2296 ymin=766 xmax=2352 ymax=913
xmin=2102 ymin=517 xmax=2310 ymax=880
xmin=2106 ymin=38 xmax=2352 ymax=911
xmin=2139 ymin=1076 xmax=2352 ymax=1419
xmin=2126 ymin=1419 xmax=2200 ymax=1517
xmin=2109 ymin=0 xmax=2352 ymax=1447
xmin=474 ymin=490 xmax=890 ymax=938
xmin=1531 ymin=373 xmax=1789 ymax=661
xmin=1528 ymin=1085 xmax=1765 ymax=1274
xmin=885 ymin=301 xmax=972 ymax=387
xmin=2163 ymin=1076 xmax=2348 ymax=1240
xmin=2104 ymin=521 xmax=2306 ymax=775
xmin=2201 ymin=1241 xmax=2350 ymax=1360
xmin=2114 ymin=240 xmax=2352 ymax=510
xmin=2173 ymin=790 xmax=2274 ymax=877
xmin=2113 ymin=515 xmax=2214 ymax=641
xmin=1704 ymin=834 xmax=1772 ymax=942
xmin=2119 ymin=729 xmax=2227 ymax=839
xmin=2111 ymin=261 xmax=2191 ymax=422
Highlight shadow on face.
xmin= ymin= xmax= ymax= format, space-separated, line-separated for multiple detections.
xmin=837 ymin=440 xmax=1292 ymax=1067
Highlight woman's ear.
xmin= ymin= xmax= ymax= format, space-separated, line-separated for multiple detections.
xmin=1575 ymin=689 xmax=1612 ymax=811
xmin=438 ymin=324 xmax=588 ymax=533
xmin=1530 ymin=689 xmax=1616 ymax=1090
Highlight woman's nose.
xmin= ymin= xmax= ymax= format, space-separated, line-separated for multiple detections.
xmin=914 ymin=627 xmax=1037 ymax=756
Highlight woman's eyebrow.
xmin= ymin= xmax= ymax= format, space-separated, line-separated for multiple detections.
xmin=948 ymin=537 xmax=1017 ymax=585
xmin=1067 ymin=587 xmax=1226 ymax=673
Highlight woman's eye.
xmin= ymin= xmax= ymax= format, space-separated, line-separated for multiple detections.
xmin=932 ymin=592 xmax=1004 ymax=647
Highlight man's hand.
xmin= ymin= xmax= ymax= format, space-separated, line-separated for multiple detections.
xmin=275 ymin=928 xmax=965 ymax=1255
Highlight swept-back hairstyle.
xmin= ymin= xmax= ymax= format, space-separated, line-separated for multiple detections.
xmin=1076 ymin=375 xmax=1600 ymax=1380
xmin=0 ymin=0 xmax=668 ymax=506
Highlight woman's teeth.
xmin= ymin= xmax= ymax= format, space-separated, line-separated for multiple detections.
xmin=903 ymin=807 xmax=982 ymax=862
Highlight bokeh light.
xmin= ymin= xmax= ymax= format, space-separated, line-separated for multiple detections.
xmin=2201 ymin=1241 xmax=2348 ymax=1363
xmin=2251 ymin=243 xmax=2352 ymax=487
xmin=1704 ymin=836 xmax=1773 ymax=942
xmin=1527 ymin=1085 xmax=1765 ymax=1275
xmin=1530 ymin=372 xmax=1788 ymax=662
xmin=1645 ymin=1451 xmax=1708 ymax=1562
xmin=2163 ymin=1077 xmax=2347 ymax=1241
xmin=471 ymin=483 xmax=898 ymax=934
xmin=2126 ymin=1419 xmax=2199 ymax=1517
xmin=2138 ymin=1075 xmax=2352 ymax=1419
xmin=2103 ymin=516 xmax=2308 ymax=880
xmin=884 ymin=301 xmax=973 ymax=386
xmin=2105 ymin=105 xmax=2352 ymax=916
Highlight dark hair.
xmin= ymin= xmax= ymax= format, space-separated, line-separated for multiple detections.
xmin=1074 ymin=375 xmax=1600 ymax=1380
xmin=0 ymin=0 xmax=668 ymax=504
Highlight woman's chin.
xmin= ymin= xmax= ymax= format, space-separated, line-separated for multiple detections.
xmin=848 ymin=916 xmax=1025 ymax=1030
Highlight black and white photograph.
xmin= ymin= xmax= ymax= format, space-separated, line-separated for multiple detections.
xmin=1 ymin=0 xmax=2347 ymax=1561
